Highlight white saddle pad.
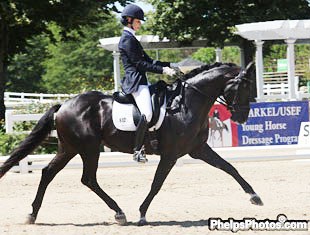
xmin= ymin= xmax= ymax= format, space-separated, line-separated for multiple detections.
xmin=112 ymin=97 xmax=166 ymax=131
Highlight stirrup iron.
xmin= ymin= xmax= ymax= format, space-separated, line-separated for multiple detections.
xmin=133 ymin=146 xmax=148 ymax=163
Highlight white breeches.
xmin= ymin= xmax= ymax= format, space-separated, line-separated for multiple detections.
xmin=132 ymin=85 xmax=153 ymax=123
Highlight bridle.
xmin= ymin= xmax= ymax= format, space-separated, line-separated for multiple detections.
xmin=179 ymin=68 xmax=251 ymax=112
xmin=217 ymin=70 xmax=252 ymax=112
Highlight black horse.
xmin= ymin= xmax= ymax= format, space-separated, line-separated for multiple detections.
xmin=0 ymin=62 xmax=263 ymax=226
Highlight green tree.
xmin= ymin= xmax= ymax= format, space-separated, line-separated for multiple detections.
xmin=42 ymin=16 xmax=121 ymax=93
xmin=192 ymin=48 xmax=215 ymax=64
xmin=192 ymin=46 xmax=240 ymax=65
xmin=7 ymin=34 xmax=49 ymax=92
xmin=0 ymin=0 xmax=127 ymax=120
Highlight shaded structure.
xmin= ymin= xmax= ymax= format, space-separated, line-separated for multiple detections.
xmin=236 ymin=19 xmax=310 ymax=100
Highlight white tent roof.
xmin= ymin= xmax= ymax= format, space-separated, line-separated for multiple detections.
xmin=99 ymin=35 xmax=210 ymax=51
xmin=235 ymin=19 xmax=310 ymax=40
xmin=99 ymin=35 xmax=169 ymax=51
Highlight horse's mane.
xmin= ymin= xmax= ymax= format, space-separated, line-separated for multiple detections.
xmin=184 ymin=62 xmax=238 ymax=80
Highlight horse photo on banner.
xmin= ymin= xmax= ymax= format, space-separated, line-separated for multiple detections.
xmin=207 ymin=104 xmax=238 ymax=147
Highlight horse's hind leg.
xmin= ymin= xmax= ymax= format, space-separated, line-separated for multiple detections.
xmin=80 ymin=148 xmax=126 ymax=225
xmin=189 ymin=143 xmax=263 ymax=206
xmin=27 ymin=143 xmax=76 ymax=224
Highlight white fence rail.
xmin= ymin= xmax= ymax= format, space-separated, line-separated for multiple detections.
xmin=0 ymin=145 xmax=309 ymax=174
xmin=261 ymin=75 xmax=310 ymax=100
xmin=263 ymin=83 xmax=289 ymax=96
xmin=4 ymin=91 xmax=113 ymax=106
xmin=5 ymin=110 xmax=58 ymax=137
xmin=4 ymin=92 xmax=76 ymax=106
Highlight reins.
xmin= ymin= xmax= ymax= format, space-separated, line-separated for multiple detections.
xmin=178 ymin=76 xmax=209 ymax=97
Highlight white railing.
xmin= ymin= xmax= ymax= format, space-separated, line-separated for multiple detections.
xmin=0 ymin=145 xmax=309 ymax=174
xmin=260 ymin=75 xmax=310 ymax=101
xmin=263 ymin=83 xmax=289 ymax=96
xmin=5 ymin=110 xmax=57 ymax=136
xmin=4 ymin=92 xmax=76 ymax=104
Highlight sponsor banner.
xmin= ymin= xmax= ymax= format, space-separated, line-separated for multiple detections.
xmin=238 ymin=101 xmax=309 ymax=146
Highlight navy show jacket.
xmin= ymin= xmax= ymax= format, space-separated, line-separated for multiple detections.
xmin=118 ymin=30 xmax=170 ymax=94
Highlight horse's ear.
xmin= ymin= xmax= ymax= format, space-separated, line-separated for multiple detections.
xmin=243 ymin=61 xmax=255 ymax=81
xmin=245 ymin=62 xmax=255 ymax=74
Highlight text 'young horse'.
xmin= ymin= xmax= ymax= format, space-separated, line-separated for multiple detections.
xmin=0 ymin=62 xmax=263 ymax=226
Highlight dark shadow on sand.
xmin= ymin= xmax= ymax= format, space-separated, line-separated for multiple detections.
xmin=36 ymin=219 xmax=209 ymax=228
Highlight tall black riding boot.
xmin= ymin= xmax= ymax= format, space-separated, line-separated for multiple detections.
xmin=133 ymin=114 xmax=148 ymax=163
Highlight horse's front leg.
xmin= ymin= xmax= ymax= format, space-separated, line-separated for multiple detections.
xmin=138 ymin=157 xmax=176 ymax=226
xmin=189 ymin=143 xmax=263 ymax=206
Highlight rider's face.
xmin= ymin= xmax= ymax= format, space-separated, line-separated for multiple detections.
xmin=131 ymin=18 xmax=141 ymax=31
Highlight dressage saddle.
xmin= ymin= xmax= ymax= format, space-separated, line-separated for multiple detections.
xmin=113 ymin=80 xmax=167 ymax=128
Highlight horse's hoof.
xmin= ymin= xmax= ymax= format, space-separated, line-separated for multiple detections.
xmin=138 ymin=217 xmax=148 ymax=226
xmin=26 ymin=214 xmax=36 ymax=224
xmin=250 ymin=194 xmax=264 ymax=206
xmin=115 ymin=211 xmax=127 ymax=225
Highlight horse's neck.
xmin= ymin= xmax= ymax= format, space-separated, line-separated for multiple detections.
xmin=186 ymin=79 xmax=222 ymax=108
xmin=183 ymin=86 xmax=219 ymax=120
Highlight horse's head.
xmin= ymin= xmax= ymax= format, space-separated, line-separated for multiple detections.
xmin=222 ymin=62 xmax=254 ymax=124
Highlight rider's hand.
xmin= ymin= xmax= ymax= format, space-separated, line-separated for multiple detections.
xmin=163 ymin=67 xmax=176 ymax=77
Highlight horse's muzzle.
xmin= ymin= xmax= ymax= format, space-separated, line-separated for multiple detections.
xmin=230 ymin=109 xmax=250 ymax=124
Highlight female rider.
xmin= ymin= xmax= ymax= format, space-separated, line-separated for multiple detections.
xmin=118 ymin=4 xmax=176 ymax=163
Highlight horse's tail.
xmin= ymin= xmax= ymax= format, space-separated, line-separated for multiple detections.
xmin=0 ymin=104 xmax=61 ymax=179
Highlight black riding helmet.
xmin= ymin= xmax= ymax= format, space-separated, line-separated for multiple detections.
xmin=121 ymin=4 xmax=145 ymax=26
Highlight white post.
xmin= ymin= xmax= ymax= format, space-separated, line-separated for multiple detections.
xmin=5 ymin=110 xmax=14 ymax=134
xmin=254 ymin=40 xmax=264 ymax=100
xmin=239 ymin=47 xmax=245 ymax=68
xmin=285 ymin=39 xmax=297 ymax=100
xmin=112 ymin=51 xmax=121 ymax=92
xmin=19 ymin=157 xmax=29 ymax=174
xmin=215 ymin=48 xmax=222 ymax=62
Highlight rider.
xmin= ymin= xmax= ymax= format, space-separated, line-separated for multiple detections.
xmin=118 ymin=4 xmax=176 ymax=163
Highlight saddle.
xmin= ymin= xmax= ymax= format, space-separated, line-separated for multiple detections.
xmin=112 ymin=80 xmax=167 ymax=131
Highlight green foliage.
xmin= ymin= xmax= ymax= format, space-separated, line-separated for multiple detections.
xmin=263 ymin=44 xmax=310 ymax=74
xmin=0 ymin=131 xmax=57 ymax=155
xmin=7 ymin=15 xmax=121 ymax=93
xmin=42 ymin=16 xmax=121 ymax=93
xmin=192 ymin=48 xmax=216 ymax=64
xmin=0 ymin=0 xmax=127 ymax=119
xmin=192 ymin=46 xmax=240 ymax=65
xmin=0 ymin=132 xmax=27 ymax=155
xmin=147 ymin=0 xmax=310 ymax=47
xmin=1 ymin=0 xmax=127 ymax=57
xmin=222 ymin=47 xmax=240 ymax=64
xmin=7 ymin=34 xmax=49 ymax=92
